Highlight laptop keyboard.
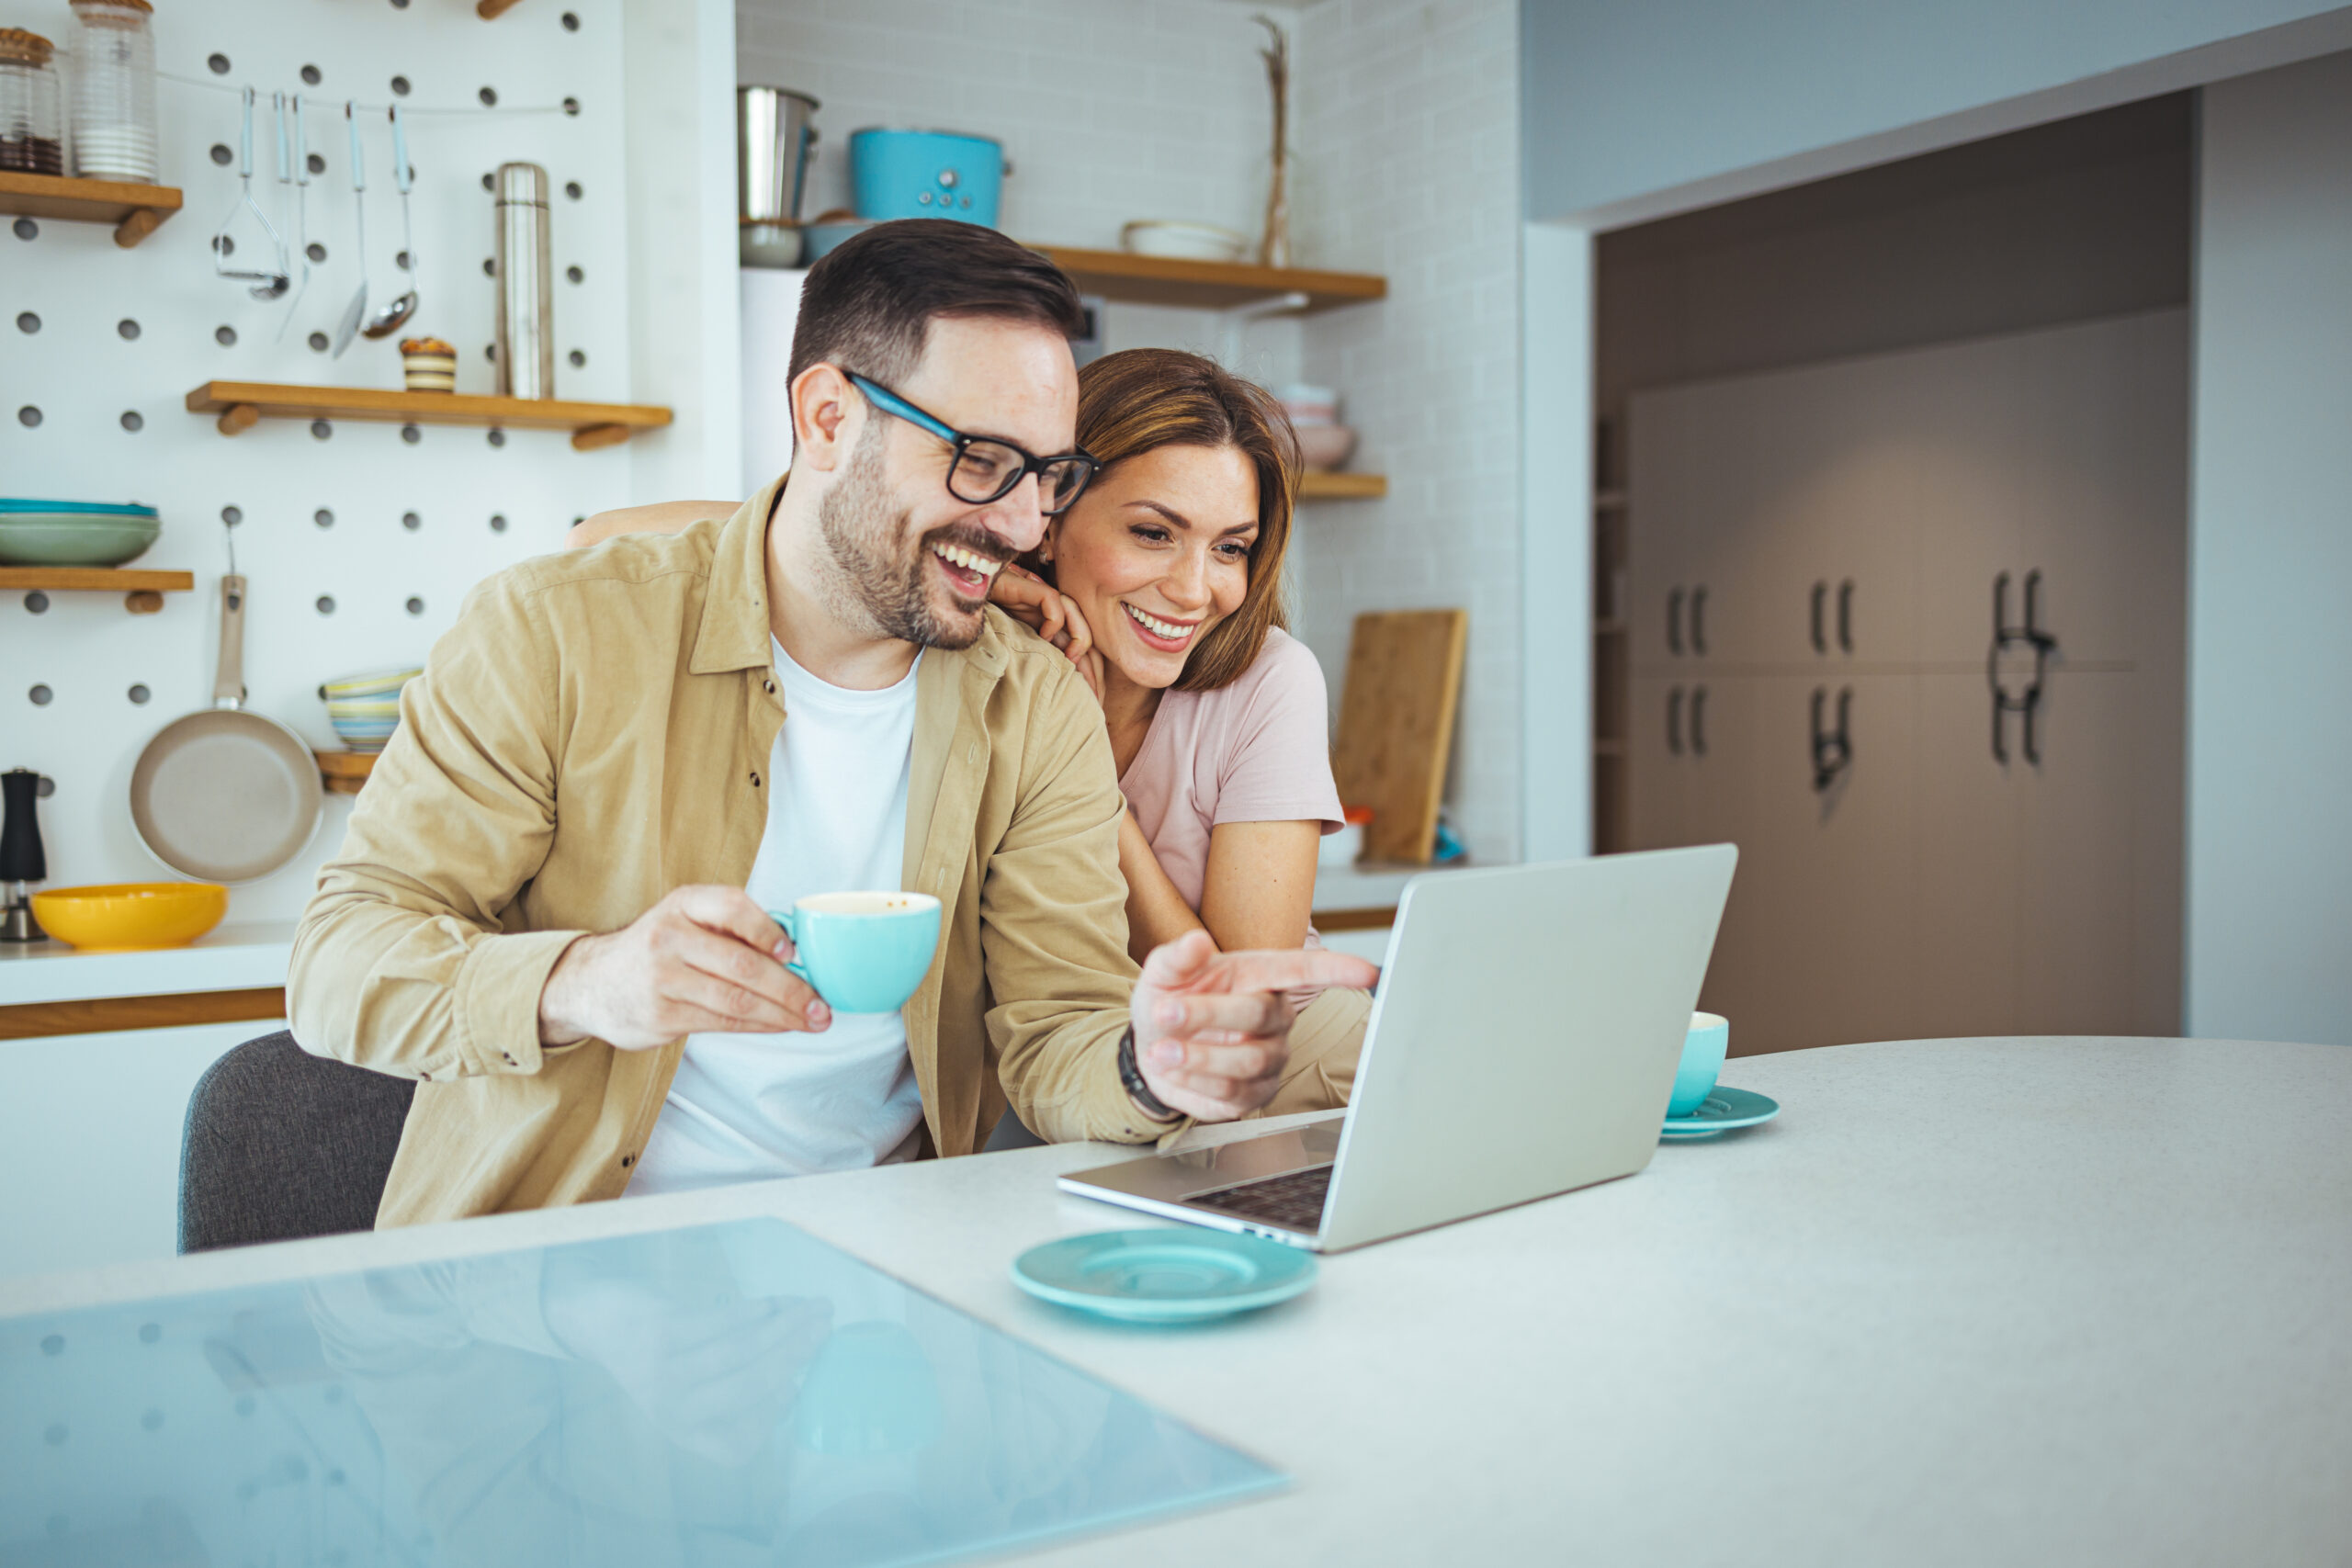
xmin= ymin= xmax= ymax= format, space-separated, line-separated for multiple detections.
xmin=1190 ymin=1164 xmax=1333 ymax=1233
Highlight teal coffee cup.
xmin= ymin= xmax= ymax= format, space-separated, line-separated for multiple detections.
xmin=1668 ymin=1011 xmax=1730 ymax=1117
xmin=771 ymin=892 xmax=943 ymax=1014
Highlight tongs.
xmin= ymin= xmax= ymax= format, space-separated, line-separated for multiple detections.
xmin=211 ymin=85 xmax=290 ymax=299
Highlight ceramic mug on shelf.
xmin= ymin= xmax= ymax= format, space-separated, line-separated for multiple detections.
xmin=771 ymin=891 xmax=942 ymax=1014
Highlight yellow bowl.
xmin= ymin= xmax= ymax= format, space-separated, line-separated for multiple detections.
xmin=31 ymin=882 xmax=229 ymax=952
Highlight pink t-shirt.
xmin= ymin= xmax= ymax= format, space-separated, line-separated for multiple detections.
xmin=1118 ymin=626 xmax=1345 ymax=914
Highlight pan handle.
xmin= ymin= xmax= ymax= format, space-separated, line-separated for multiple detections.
xmin=215 ymin=574 xmax=249 ymax=710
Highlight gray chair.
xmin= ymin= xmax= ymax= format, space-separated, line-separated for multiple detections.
xmin=178 ymin=1030 xmax=415 ymax=1253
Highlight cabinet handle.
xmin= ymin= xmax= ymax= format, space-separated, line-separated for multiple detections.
xmin=1988 ymin=570 xmax=2059 ymax=765
xmin=1838 ymin=579 xmax=1854 ymax=653
xmin=1667 ymin=588 xmax=1684 ymax=656
xmin=1667 ymin=685 xmax=1684 ymax=756
xmin=1690 ymin=685 xmax=1708 ymax=757
xmin=1810 ymin=581 xmax=1826 ymax=653
xmin=1810 ymin=684 xmax=1853 ymax=792
xmin=1690 ymin=586 xmax=1708 ymax=657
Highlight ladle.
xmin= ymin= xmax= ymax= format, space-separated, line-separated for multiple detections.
xmin=329 ymin=100 xmax=369 ymax=358
xmin=363 ymin=104 xmax=418 ymax=339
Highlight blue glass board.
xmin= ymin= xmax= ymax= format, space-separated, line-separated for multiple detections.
xmin=0 ymin=1218 xmax=1282 ymax=1565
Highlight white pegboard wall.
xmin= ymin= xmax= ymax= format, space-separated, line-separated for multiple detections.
xmin=3 ymin=0 xmax=640 ymax=922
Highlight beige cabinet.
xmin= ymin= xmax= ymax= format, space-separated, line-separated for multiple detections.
xmin=1627 ymin=310 xmax=2186 ymax=1054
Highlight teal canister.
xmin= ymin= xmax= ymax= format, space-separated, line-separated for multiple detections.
xmin=849 ymin=128 xmax=1003 ymax=228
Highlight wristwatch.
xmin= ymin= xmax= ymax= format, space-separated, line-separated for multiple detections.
xmin=1116 ymin=1026 xmax=1180 ymax=1122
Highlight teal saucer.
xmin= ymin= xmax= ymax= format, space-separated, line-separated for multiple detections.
xmin=1012 ymin=1229 xmax=1317 ymax=1324
xmin=1662 ymin=1085 xmax=1781 ymax=1140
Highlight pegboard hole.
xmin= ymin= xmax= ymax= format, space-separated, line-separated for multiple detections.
xmin=311 ymin=419 xmax=333 ymax=440
xmin=487 ymin=429 xmax=505 ymax=449
xmin=478 ymin=85 xmax=498 ymax=107
xmin=401 ymin=423 xmax=421 ymax=445
xmin=483 ymin=342 xmax=495 ymax=360
xmin=215 ymin=324 xmax=237 ymax=346
xmin=207 ymin=52 xmax=230 ymax=75
xmin=489 ymin=513 xmax=508 ymax=532
xmin=315 ymin=595 xmax=336 ymax=615
xmin=563 ymin=96 xmax=580 ymax=117
xmin=390 ymin=75 xmax=410 ymax=96
xmin=220 ymin=505 xmax=243 ymax=525
xmin=568 ymin=349 xmax=585 ymax=367
xmin=28 ymin=684 xmax=52 ymax=705
xmin=313 ymin=508 xmax=334 ymax=528
xmin=128 ymin=683 xmax=149 ymax=704
xmin=401 ymin=511 xmax=421 ymax=530
xmin=300 ymin=64 xmax=322 ymax=85
xmin=561 ymin=11 xmax=580 ymax=30
xmin=480 ymin=173 xmax=493 ymax=193
xmin=213 ymin=234 xmax=234 ymax=258
xmin=565 ymin=265 xmax=582 ymax=285
xmin=17 ymin=406 xmax=40 ymax=427
xmin=307 ymin=242 xmax=327 ymax=264
xmin=118 ymin=318 xmax=139 ymax=340
xmin=405 ymin=596 xmax=424 ymax=615
xmin=390 ymin=0 xmax=410 ymax=8
xmin=308 ymin=332 xmax=328 ymax=353
xmin=12 ymin=217 xmax=36 ymax=241
xmin=481 ymin=256 xmax=494 ymax=277
xmin=23 ymin=591 xmax=49 ymax=614
xmin=307 ymin=152 xmax=325 ymax=176
xmin=564 ymin=181 xmax=582 ymax=201
xmin=119 ymin=411 xmax=142 ymax=432
xmin=15 ymin=311 xmax=37 ymax=333
xmin=396 ymin=250 xmax=411 ymax=271
xmin=209 ymin=143 xmax=232 ymax=165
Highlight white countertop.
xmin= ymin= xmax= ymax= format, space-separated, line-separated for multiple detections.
xmin=11 ymin=1035 xmax=2346 ymax=1564
xmin=0 ymin=921 xmax=297 ymax=1007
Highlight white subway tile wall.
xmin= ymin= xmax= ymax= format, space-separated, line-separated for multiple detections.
xmin=737 ymin=0 xmax=1523 ymax=861
xmin=1295 ymin=0 xmax=1521 ymax=863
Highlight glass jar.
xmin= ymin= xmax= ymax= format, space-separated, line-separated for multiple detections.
xmin=0 ymin=29 xmax=64 ymax=176
xmin=68 ymin=0 xmax=157 ymax=184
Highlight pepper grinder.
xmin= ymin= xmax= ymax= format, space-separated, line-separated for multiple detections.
xmin=1 ymin=768 xmax=48 ymax=942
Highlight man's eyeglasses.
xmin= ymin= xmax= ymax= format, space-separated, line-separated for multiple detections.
xmin=845 ymin=372 xmax=1099 ymax=516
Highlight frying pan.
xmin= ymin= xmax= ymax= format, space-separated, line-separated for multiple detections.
xmin=130 ymin=575 xmax=322 ymax=884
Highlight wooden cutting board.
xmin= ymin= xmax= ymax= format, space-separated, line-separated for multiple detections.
xmin=1330 ymin=608 xmax=1469 ymax=863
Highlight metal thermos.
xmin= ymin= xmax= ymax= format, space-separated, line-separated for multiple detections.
xmin=1 ymin=767 xmax=47 ymax=942
xmin=738 ymin=85 xmax=819 ymax=224
xmin=493 ymin=161 xmax=552 ymax=399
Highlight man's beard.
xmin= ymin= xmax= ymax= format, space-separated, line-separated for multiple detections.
xmin=815 ymin=426 xmax=991 ymax=650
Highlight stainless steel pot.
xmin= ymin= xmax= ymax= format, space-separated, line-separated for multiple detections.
xmin=738 ymin=85 xmax=819 ymax=226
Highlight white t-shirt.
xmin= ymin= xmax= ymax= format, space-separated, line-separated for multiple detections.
xmin=626 ymin=637 xmax=925 ymax=1195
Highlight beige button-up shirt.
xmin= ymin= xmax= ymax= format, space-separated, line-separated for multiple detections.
xmin=289 ymin=483 xmax=1169 ymax=1227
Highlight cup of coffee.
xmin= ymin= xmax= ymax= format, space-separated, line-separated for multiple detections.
xmin=771 ymin=891 xmax=942 ymax=1014
xmin=1668 ymin=1011 xmax=1730 ymax=1117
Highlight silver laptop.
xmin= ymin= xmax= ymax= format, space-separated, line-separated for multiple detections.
xmin=1059 ymin=845 xmax=1737 ymax=1251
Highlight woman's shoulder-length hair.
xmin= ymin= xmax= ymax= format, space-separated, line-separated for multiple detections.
xmin=1071 ymin=347 xmax=1300 ymax=693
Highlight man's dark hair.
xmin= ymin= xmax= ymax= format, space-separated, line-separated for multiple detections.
xmin=786 ymin=219 xmax=1085 ymax=389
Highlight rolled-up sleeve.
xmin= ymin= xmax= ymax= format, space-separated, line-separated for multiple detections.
xmin=981 ymin=670 xmax=1184 ymax=1145
xmin=289 ymin=575 xmax=588 ymax=1082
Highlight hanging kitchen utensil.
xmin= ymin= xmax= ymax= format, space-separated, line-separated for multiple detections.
xmin=363 ymin=102 xmax=417 ymax=338
xmin=129 ymin=575 xmax=322 ymax=885
xmin=211 ymin=85 xmax=290 ymax=299
xmin=329 ymin=99 xmax=369 ymax=357
xmin=277 ymin=93 xmax=312 ymax=336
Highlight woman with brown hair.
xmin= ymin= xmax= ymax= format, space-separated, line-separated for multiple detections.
xmin=570 ymin=346 xmax=1367 ymax=1116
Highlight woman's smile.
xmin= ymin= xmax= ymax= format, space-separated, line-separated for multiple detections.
xmin=1120 ymin=601 xmax=1203 ymax=650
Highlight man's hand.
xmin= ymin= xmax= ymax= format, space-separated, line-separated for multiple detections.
xmin=1130 ymin=930 xmax=1380 ymax=1122
xmin=537 ymin=885 xmax=831 ymax=1048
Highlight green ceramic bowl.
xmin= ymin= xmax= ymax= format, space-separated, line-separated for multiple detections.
xmin=0 ymin=511 xmax=163 ymax=567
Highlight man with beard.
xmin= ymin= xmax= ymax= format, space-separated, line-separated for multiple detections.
xmin=288 ymin=220 xmax=1375 ymax=1224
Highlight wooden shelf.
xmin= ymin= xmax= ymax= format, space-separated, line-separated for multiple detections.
xmin=475 ymin=0 xmax=526 ymax=15
xmin=186 ymin=382 xmax=673 ymax=449
xmin=0 ymin=567 xmax=192 ymax=615
xmin=1298 ymin=472 xmax=1386 ymax=501
xmin=1030 ymin=245 xmax=1385 ymax=313
xmin=315 ymin=750 xmax=379 ymax=795
xmin=0 ymin=171 xmax=183 ymax=247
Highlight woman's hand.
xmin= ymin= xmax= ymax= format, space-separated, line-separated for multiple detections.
xmin=990 ymin=565 xmax=1094 ymax=667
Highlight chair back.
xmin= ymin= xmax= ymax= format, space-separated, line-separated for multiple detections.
xmin=178 ymin=1031 xmax=415 ymax=1253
